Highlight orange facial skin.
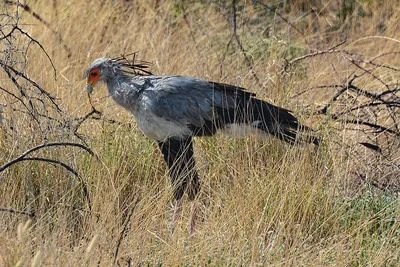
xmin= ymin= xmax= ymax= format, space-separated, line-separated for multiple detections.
xmin=86 ymin=67 xmax=101 ymax=94
xmin=87 ymin=67 xmax=101 ymax=85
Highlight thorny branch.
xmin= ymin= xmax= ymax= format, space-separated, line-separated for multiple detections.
xmin=0 ymin=59 xmax=61 ymax=112
xmin=0 ymin=6 xmax=65 ymax=139
xmin=0 ymin=8 xmax=103 ymax=211
xmin=4 ymin=0 xmax=72 ymax=57
xmin=0 ymin=25 xmax=56 ymax=78
xmin=315 ymin=76 xmax=400 ymax=137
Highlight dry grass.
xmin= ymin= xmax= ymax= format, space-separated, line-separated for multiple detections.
xmin=0 ymin=0 xmax=399 ymax=266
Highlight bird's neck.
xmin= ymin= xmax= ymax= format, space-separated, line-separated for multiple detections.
xmin=106 ymin=74 xmax=145 ymax=113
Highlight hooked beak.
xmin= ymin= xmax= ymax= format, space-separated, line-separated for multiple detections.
xmin=86 ymin=81 xmax=96 ymax=94
xmin=86 ymin=72 xmax=100 ymax=94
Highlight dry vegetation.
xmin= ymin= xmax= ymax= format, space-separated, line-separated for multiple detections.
xmin=0 ymin=0 xmax=399 ymax=266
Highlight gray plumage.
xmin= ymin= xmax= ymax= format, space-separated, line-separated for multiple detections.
xmin=85 ymin=57 xmax=319 ymax=201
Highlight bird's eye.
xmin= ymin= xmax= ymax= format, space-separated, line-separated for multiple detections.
xmin=90 ymin=72 xmax=98 ymax=77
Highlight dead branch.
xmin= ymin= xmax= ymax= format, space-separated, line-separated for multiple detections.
xmin=0 ymin=59 xmax=61 ymax=112
xmin=317 ymin=75 xmax=358 ymax=114
xmin=0 ymin=207 xmax=35 ymax=217
xmin=0 ymin=142 xmax=94 ymax=173
xmin=4 ymin=0 xmax=72 ymax=57
xmin=288 ymin=41 xmax=400 ymax=192
xmin=313 ymin=71 xmax=400 ymax=136
xmin=343 ymin=54 xmax=390 ymax=90
xmin=359 ymin=142 xmax=382 ymax=153
xmin=257 ymin=2 xmax=306 ymax=41
xmin=231 ymin=0 xmax=260 ymax=84
xmin=333 ymin=117 xmax=398 ymax=136
xmin=219 ymin=33 xmax=235 ymax=79
xmin=0 ymin=142 xmax=95 ymax=211
xmin=12 ymin=157 xmax=92 ymax=211
xmin=114 ymin=198 xmax=140 ymax=265
xmin=0 ymin=25 xmax=56 ymax=78
xmin=347 ymin=83 xmax=383 ymax=100
xmin=0 ymin=85 xmax=35 ymax=118
xmin=288 ymin=39 xmax=346 ymax=67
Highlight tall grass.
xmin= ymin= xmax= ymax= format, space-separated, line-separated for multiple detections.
xmin=0 ymin=0 xmax=399 ymax=265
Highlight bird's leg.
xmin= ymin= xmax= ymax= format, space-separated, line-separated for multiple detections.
xmin=188 ymin=200 xmax=198 ymax=235
xmin=173 ymin=198 xmax=183 ymax=224
xmin=158 ymin=138 xmax=201 ymax=234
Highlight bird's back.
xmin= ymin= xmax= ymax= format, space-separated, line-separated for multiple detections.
xmin=128 ymin=75 xmax=318 ymax=144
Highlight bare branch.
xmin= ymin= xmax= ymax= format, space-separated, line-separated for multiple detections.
xmin=347 ymin=83 xmax=383 ymax=100
xmin=343 ymin=54 xmax=390 ymax=90
xmin=14 ymin=157 xmax=92 ymax=211
xmin=317 ymin=75 xmax=358 ymax=115
xmin=257 ymin=2 xmax=306 ymax=40
xmin=1 ymin=25 xmax=56 ymax=78
xmin=4 ymin=0 xmax=72 ymax=57
xmin=332 ymin=117 xmax=399 ymax=136
xmin=0 ymin=59 xmax=61 ymax=112
xmin=0 ymin=207 xmax=35 ymax=217
xmin=0 ymin=142 xmax=94 ymax=173
xmin=114 ymin=198 xmax=140 ymax=265
xmin=0 ymin=141 xmax=94 ymax=211
xmin=219 ymin=33 xmax=235 ymax=79
xmin=231 ymin=0 xmax=260 ymax=84
xmin=288 ymin=40 xmax=346 ymax=66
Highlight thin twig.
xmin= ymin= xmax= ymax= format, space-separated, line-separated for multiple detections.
xmin=335 ymin=101 xmax=400 ymax=117
xmin=0 ymin=142 xmax=94 ymax=173
xmin=0 ymin=85 xmax=33 ymax=117
xmin=333 ymin=117 xmax=399 ymax=136
xmin=347 ymin=83 xmax=382 ymax=100
xmin=74 ymin=106 xmax=102 ymax=133
xmin=15 ymin=157 xmax=92 ymax=211
xmin=0 ymin=142 xmax=95 ymax=211
xmin=378 ymin=88 xmax=400 ymax=98
xmin=1 ymin=25 xmax=56 ymax=78
xmin=317 ymin=75 xmax=359 ymax=115
xmin=114 ymin=198 xmax=140 ymax=265
xmin=231 ymin=0 xmax=260 ymax=84
xmin=0 ymin=59 xmax=61 ymax=112
xmin=343 ymin=54 xmax=391 ymax=90
xmin=0 ymin=207 xmax=35 ymax=217
xmin=289 ymin=48 xmax=341 ymax=65
xmin=258 ymin=2 xmax=306 ymax=41
xmin=4 ymin=0 xmax=72 ymax=57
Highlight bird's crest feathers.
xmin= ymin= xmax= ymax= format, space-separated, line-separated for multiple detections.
xmin=110 ymin=52 xmax=153 ymax=76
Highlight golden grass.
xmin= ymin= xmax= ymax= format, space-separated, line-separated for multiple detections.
xmin=0 ymin=0 xmax=399 ymax=266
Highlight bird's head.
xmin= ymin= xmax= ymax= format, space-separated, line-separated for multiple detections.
xmin=85 ymin=55 xmax=152 ymax=94
xmin=85 ymin=58 xmax=112 ymax=94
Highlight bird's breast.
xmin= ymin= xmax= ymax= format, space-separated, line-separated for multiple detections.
xmin=135 ymin=111 xmax=192 ymax=141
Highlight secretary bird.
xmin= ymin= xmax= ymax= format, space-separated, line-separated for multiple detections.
xmin=85 ymin=55 xmax=319 ymax=234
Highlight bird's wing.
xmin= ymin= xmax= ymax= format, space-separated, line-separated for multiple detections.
xmin=142 ymin=75 xmax=319 ymax=144
xmin=143 ymin=76 xmax=254 ymax=135
xmin=158 ymin=137 xmax=200 ymax=200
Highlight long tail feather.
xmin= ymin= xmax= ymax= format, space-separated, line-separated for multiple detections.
xmin=249 ymin=98 xmax=320 ymax=145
